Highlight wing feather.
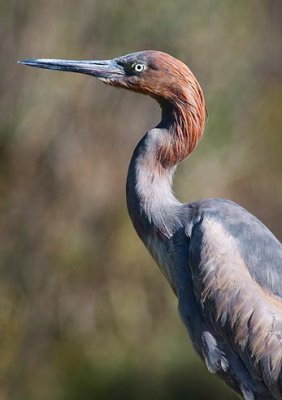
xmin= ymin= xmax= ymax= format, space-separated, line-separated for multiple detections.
xmin=188 ymin=211 xmax=282 ymax=397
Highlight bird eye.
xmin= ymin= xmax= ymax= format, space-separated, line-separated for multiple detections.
xmin=133 ymin=63 xmax=145 ymax=73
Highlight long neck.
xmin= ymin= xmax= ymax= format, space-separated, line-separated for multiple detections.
xmin=126 ymin=128 xmax=179 ymax=241
xmin=126 ymin=99 xmax=204 ymax=241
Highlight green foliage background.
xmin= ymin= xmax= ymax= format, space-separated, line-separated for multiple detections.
xmin=0 ymin=1 xmax=281 ymax=399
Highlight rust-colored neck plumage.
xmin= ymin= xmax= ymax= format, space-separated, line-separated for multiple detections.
xmin=115 ymin=51 xmax=206 ymax=168
xmin=126 ymin=53 xmax=206 ymax=237
xmin=156 ymin=63 xmax=206 ymax=168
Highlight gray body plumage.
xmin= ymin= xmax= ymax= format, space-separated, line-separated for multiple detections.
xmin=127 ymin=128 xmax=282 ymax=400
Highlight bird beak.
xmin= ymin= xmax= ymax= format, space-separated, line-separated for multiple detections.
xmin=18 ymin=58 xmax=124 ymax=80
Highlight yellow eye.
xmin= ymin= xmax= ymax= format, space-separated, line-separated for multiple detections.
xmin=133 ymin=63 xmax=145 ymax=73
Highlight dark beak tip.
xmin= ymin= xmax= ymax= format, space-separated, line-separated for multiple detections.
xmin=18 ymin=59 xmax=33 ymax=66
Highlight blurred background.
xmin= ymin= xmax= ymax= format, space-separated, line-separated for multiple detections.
xmin=0 ymin=1 xmax=281 ymax=399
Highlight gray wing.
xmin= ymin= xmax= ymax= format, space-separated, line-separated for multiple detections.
xmin=187 ymin=199 xmax=282 ymax=398
xmin=188 ymin=198 xmax=282 ymax=297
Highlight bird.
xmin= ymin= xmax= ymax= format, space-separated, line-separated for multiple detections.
xmin=20 ymin=51 xmax=282 ymax=400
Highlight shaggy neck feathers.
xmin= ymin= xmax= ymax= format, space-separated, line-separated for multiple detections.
xmin=157 ymin=73 xmax=206 ymax=168
xmin=126 ymin=60 xmax=206 ymax=238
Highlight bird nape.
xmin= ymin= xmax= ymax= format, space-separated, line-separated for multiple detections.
xmin=20 ymin=51 xmax=282 ymax=400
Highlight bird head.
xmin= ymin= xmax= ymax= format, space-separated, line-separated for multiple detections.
xmin=20 ymin=50 xmax=204 ymax=107
xmin=20 ymin=50 xmax=206 ymax=163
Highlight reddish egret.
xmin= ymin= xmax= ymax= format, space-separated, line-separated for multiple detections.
xmin=20 ymin=51 xmax=282 ymax=399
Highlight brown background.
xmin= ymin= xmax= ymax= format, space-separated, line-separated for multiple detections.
xmin=0 ymin=1 xmax=281 ymax=399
